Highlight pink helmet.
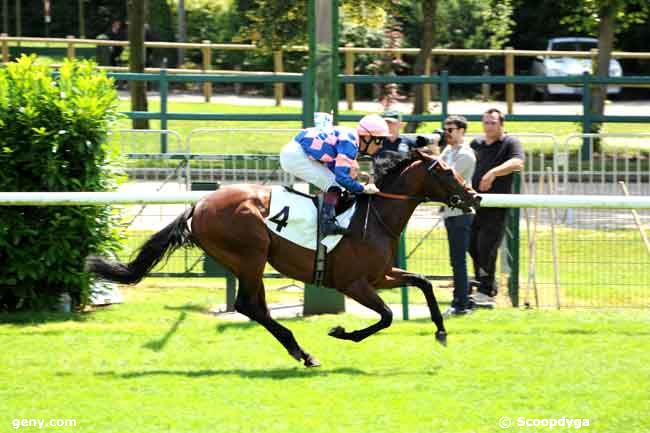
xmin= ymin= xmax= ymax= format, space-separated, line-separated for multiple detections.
xmin=357 ymin=114 xmax=390 ymax=138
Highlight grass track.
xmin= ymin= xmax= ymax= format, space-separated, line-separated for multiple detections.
xmin=1 ymin=285 xmax=649 ymax=433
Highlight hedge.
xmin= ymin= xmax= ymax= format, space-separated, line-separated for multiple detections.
xmin=0 ymin=55 xmax=122 ymax=311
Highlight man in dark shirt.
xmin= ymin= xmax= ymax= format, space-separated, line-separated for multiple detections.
xmin=469 ymin=108 xmax=525 ymax=308
xmin=378 ymin=111 xmax=416 ymax=156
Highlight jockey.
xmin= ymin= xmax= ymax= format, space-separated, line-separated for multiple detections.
xmin=280 ymin=114 xmax=390 ymax=236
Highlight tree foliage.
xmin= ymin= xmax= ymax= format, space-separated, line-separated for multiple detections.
xmin=239 ymin=0 xmax=306 ymax=53
xmin=559 ymin=0 xmax=649 ymax=36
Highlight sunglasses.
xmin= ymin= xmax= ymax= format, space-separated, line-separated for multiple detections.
xmin=359 ymin=125 xmax=385 ymax=146
xmin=444 ymin=127 xmax=458 ymax=133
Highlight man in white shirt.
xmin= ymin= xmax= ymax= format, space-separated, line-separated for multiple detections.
xmin=439 ymin=115 xmax=477 ymax=317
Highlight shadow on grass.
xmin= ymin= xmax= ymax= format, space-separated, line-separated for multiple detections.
xmin=164 ymin=304 xmax=209 ymax=314
xmin=96 ymin=366 xmax=370 ymax=380
xmin=142 ymin=312 xmax=186 ymax=352
xmin=214 ymin=315 xmax=308 ymax=333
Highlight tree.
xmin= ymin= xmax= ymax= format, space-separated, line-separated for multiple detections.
xmin=177 ymin=0 xmax=185 ymax=63
xmin=128 ymin=0 xmax=149 ymax=129
xmin=560 ymin=0 xmax=649 ymax=146
xmin=404 ymin=0 xmax=436 ymax=133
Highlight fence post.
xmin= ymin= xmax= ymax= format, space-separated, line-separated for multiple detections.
xmin=302 ymin=70 xmax=314 ymax=128
xmin=233 ymin=64 xmax=242 ymax=95
xmin=66 ymin=35 xmax=76 ymax=60
xmin=159 ymin=69 xmax=168 ymax=153
xmin=1 ymin=33 xmax=8 ymax=63
xmin=201 ymin=40 xmax=212 ymax=102
xmin=506 ymin=171 xmax=521 ymax=307
xmin=273 ymin=49 xmax=284 ymax=107
xmin=505 ymin=47 xmax=514 ymax=114
xmin=581 ymin=72 xmax=592 ymax=159
xmin=344 ymin=43 xmax=354 ymax=110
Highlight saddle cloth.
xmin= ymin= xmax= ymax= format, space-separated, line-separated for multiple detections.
xmin=265 ymin=186 xmax=356 ymax=251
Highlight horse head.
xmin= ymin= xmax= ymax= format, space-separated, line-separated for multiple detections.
xmin=373 ymin=148 xmax=481 ymax=212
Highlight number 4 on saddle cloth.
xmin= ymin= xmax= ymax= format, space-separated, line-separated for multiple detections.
xmin=265 ymin=186 xmax=357 ymax=251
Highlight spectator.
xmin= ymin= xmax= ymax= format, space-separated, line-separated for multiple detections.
xmin=469 ymin=108 xmax=525 ymax=308
xmin=107 ymin=19 xmax=126 ymax=67
xmin=440 ymin=115 xmax=476 ymax=317
xmin=378 ymin=111 xmax=416 ymax=156
xmin=379 ymin=83 xmax=407 ymax=111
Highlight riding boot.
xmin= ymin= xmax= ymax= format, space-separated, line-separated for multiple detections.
xmin=321 ymin=187 xmax=351 ymax=236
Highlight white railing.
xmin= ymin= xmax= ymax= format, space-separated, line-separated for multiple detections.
xmin=2 ymin=192 xmax=650 ymax=209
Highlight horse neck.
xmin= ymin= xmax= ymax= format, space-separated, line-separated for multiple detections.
xmin=373 ymin=165 xmax=425 ymax=236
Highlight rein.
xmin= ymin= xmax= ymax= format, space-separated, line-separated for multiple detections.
xmin=376 ymin=191 xmax=423 ymax=201
xmin=365 ymin=197 xmax=401 ymax=240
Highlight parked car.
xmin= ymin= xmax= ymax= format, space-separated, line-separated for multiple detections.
xmin=530 ymin=37 xmax=623 ymax=100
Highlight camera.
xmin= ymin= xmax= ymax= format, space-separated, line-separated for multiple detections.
xmin=415 ymin=128 xmax=446 ymax=149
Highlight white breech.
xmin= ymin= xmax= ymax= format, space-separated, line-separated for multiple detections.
xmin=280 ymin=139 xmax=339 ymax=192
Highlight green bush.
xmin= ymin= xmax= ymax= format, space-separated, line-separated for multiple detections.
xmin=0 ymin=55 xmax=123 ymax=311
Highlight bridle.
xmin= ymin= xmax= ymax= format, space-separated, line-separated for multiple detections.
xmin=363 ymin=159 xmax=467 ymax=240
xmin=375 ymin=159 xmax=464 ymax=207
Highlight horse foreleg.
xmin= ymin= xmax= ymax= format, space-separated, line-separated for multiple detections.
xmin=235 ymin=278 xmax=320 ymax=368
xmin=377 ymin=268 xmax=447 ymax=346
xmin=328 ymin=279 xmax=393 ymax=343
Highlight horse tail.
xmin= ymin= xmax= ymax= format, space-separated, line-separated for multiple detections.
xmin=87 ymin=206 xmax=195 ymax=284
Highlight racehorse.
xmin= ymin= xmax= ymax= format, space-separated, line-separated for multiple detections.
xmin=87 ymin=149 xmax=481 ymax=367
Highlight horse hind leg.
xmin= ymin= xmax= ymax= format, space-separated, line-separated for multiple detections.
xmin=328 ymin=278 xmax=393 ymax=343
xmin=235 ymin=271 xmax=320 ymax=368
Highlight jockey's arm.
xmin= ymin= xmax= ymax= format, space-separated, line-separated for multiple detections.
xmin=333 ymin=139 xmax=364 ymax=193
xmin=333 ymin=156 xmax=364 ymax=193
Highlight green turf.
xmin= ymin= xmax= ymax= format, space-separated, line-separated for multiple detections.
xmin=1 ymin=284 xmax=649 ymax=433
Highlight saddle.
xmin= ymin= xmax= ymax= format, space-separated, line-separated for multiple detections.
xmin=264 ymin=186 xmax=358 ymax=286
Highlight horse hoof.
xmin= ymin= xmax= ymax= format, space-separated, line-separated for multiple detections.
xmin=304 ymin=356 xmax=321 ymax=368
xmin=328 ymin=326 xmax=345 ymax=338
xmin=435 ymin=331 xmax=448 ymax=347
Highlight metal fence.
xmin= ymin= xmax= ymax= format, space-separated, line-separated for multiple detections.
xmin=115 ymin=129 xmax=299 ymax=277
xmin=113 ymin=129 xmax=650 ymax=308
xmin=398 ymin=132 xmax=650 ymax=308
xmin=515 ymin=133 xmax=650 ymax=308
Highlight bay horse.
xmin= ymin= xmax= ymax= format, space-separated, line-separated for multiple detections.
xmin=87 ymin=149 xmax=481 ymax=367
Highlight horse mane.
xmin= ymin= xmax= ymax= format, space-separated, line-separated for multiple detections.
xmin=372 ymin=150 xmax=417 ymax=189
